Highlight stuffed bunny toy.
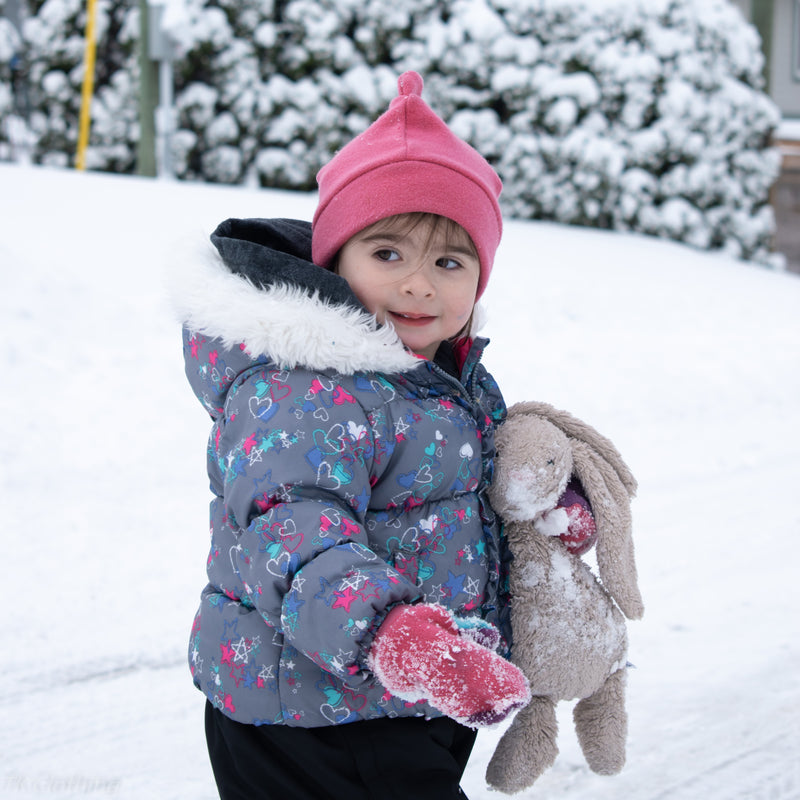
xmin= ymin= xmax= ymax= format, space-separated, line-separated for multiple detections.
xmin=485 ymin=400 xmax=643 ymax=795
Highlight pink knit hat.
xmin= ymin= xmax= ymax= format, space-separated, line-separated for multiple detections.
xmin=312 ymin=71 xmax=503 ymax=299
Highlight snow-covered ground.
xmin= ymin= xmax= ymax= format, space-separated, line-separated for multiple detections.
xmin=1 ymin=163 xmax=798 ymax=799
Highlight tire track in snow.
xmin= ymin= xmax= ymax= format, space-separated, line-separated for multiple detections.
xmin=645 ymin=732 xmax=800 ymax=800
xmin=1 ymin=656 xmax=186 ymax=704
xmin=467 ymin=661 xmax=800 ymax=800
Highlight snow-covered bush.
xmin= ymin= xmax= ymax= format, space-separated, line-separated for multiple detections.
xmin=11 ymin=0 xmax=782 ymax=264
xmin=175 ymin=0 xmax=781 ymax=262
xmin=169 ymin=1 xmax=248 ymax=182
xmin=0 ymin=12 xmax=26 ymax=161
xmin=83 ymin=5 xmax=140 ymax=173
xmin=389 ymin=0 xmax=781 ymax=265
xmin=18 ymin=0 xmax=138 ymax=170
xmin=474 ymin=0 xmax=783 ymax=265
xmin=168 ymin=0 xmax=418 ymax=187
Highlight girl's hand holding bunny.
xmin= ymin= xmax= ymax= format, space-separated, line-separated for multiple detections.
xmin=368 ymin=603 xmax=531 ymax=729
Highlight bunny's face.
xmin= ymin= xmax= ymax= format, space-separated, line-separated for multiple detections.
xmin=489 ymin=415 xmax=572 ymax=522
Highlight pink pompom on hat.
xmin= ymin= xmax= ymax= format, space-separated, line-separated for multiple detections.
xmin=312 ymin=71 xmax=503 ymax=299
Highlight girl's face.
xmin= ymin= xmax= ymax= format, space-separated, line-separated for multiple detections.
xmin=336 ymin=215 xmax=480 ymax=360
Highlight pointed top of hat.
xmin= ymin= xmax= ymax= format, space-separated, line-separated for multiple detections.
xmin=398 ymin=70 xmax=424 ymax=97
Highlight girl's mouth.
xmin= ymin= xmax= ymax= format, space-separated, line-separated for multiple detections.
xmin=389 ymin=311 xmax=436 ymax=326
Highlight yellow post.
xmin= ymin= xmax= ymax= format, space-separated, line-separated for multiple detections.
xmin=75 ymin=0 xmax=98 ymax=171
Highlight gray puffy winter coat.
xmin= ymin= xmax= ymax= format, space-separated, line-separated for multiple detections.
xmin=177 ymin=218 xmax=510 ymax=727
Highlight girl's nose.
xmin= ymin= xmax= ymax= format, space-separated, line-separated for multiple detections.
xmin=401 ymin=264 xmax=435 ymax=297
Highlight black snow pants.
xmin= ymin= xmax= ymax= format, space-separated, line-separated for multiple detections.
xmin=205 ymin=701 xmax=477 ymax=800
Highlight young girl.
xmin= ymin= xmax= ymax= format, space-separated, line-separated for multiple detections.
xmin=177 ymin=71 xmax=594 ymax=799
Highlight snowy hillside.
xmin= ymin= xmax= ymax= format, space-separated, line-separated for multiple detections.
xmin=1 ymin=164 xmax=798 ymax=799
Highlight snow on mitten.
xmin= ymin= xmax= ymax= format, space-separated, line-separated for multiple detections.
xmin=368 ymin=603 xmax=530 ymax=728
xmin=557 ymin=484 xmax=597 ymax=556
xmin=453 ymin=616 xmax=502 ymax=652
xmin=536 ymin=481 xmax=597 ymax=556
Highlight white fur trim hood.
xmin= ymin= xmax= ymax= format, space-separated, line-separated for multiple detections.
xmin=169 ymin=232 xmax=422 ymax=376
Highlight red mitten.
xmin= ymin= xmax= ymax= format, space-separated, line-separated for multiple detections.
xmin=556 ymin=481 xmax=597 ymax=556
xmin=558 ymin=502 xmax=597 ymax=555
xmin=368 ymin=603 xmax=530 ymax=728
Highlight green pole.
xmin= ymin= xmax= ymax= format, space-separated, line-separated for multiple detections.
xmin=751 ymin=0 xmax=775 ymax=93
xmin=137 ymin=0 xmax=158 ymax=177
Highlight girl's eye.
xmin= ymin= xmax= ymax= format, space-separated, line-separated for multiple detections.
xmin=375 ymin=248 xmax=400 ymax=262
xmin=436 ymin=257 xmax=462 ymax=270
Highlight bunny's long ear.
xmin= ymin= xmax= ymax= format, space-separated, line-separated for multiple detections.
xmin=571 ymin=440 xmax=643 ymax=620
xmin=509 ymin=401 xmax=637 ymax=498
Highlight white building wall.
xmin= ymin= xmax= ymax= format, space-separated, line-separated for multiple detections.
xmin=771 ymin=0 xmax=800 ymax=116
xmin=730 ymin=0 xmax=799 ymax=118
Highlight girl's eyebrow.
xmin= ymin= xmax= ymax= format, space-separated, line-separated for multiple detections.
xmin=442 ymin=244 xmax=479 ymax=258
xmin=358 ymin=232 xmax=404 ymax=244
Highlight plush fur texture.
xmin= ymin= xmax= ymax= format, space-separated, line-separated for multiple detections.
xmin=485 ymin=402 xmax=643 ymax=794
xmin=169 ymin=242 xmax=421 ymax=375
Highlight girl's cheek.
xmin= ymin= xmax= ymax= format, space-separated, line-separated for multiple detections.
xmin=458 ymin=305 xmax=474 ymax=320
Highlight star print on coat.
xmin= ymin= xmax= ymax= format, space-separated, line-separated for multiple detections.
xmin=181 ymin=217 xmax=511 ymax=727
